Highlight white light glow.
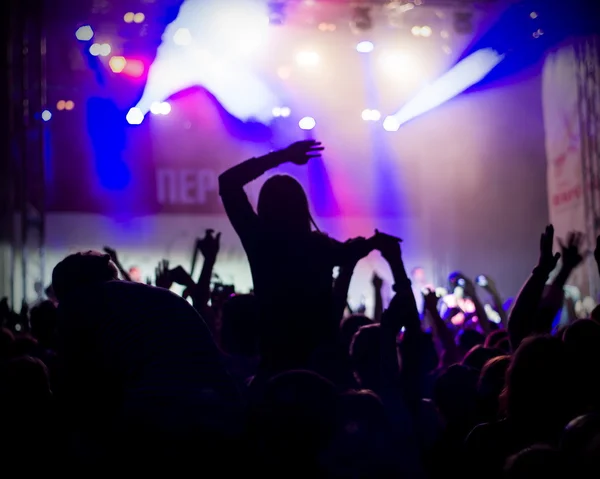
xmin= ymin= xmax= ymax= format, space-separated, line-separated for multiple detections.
xmin=126 ymin=107 xmax=144 ymax=125
xmin=421 ymin=26 xmax=432 ymax=37
xmin=296 ymin=51 xmax=320 ymax=67
xmin=89 ymin=43 xmax=101 ymax=56
xmin=356 ymin=41 xmax=374 ymax=53
xmin=299 ymin=116 xmax=316 ymax=130
xmin=383 ymin=116 xmax=400 ymax=131
xmin=159 ymin=102 xmax=171 ymax=115
xmin=150 ymin=102 xmax=162 ymax=114
xmin=135 ymin=0 xmax=280 ymax=123
xmin=173 ymin=28 xmax=192 ymax=46
xmin=361 ymin=109 xmax=381 ymax=121
xmin=280 ymin=106 xmax=291 ymax=117
xmin=379 ymin=52 xmax=416 ymax=75
xmin=76 ymin=25 xmax=94 ymax=41
xmin=41 ymin=110 xmax=52 ymax=121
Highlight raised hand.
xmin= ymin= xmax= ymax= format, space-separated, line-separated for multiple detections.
xmin=103 ymin=246 xmax=118 ymax=263
xmin=558 ymin=231 xmax=584 ymax=270
xmin=169 ymin=266 xmax=194 ymax=288
xmin=372 ymin=272 xmax=383 ymax=290
xmin=538 ymin=225 xmax=561 ymax=274
xmin=155 ymin=260 xmax=173 ymax=290
xmin=197 ymin=229 xmax=221 ymax=261
xmin=422 ymin=288 xmax=440 ymax=312
xmin=280 ymin=140 xmax=324 ymax=165
xmin=373 ymin=229 xmax=402 ymax=265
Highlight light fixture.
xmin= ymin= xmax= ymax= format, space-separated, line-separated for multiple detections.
xmin=109 ymin=56 xmax=127 ymax=73
xmin=383 ymin=116 xmax=400 ymax=132
xmin=299 ymin=117 xmax=316 ymax=130
xmin=124 ymin=12 xmax=135 ymax=23
xmin=351 ymin=6 xmax=372 ymax=33
xmin=133 ymin=12 xmax=145 ymax=24
xmin=126 ymin=107 xmax=144 ymax=125
xmin=41 ymin=110 xmax=52 ymax=122
xmin=356 ymin=41 xmax=374 ymax=53
xmin=75 ymin=25 xmax=94 ymax=41
xmin=56 ymin=100 xmax=66 ymax=111
xmin=362 ymin=109 xmax=381 ymax=121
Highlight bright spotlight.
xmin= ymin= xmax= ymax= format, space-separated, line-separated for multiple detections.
xmin=41 ymin=110 xmax=52 ymax=122
xmin=158 ymin=102 xmax=171 ymax=115
xmin=421 ymin=26 xmax=432 ymax=37
xmin=362 ymin=109 xmax=381 ymax=121
xmin=380 ymin=52 xmax=414 ymax=75
xmin=109 ymin=56 xmax=127 ymax=73
xmin=65 ymin=100 xmax=75 ymax=111
xmin=133 ymin=13 xmax=145 ymax=24
xmin=75 ymin=25 xmax=94 ymax=41
xmin=100 ymin=44 xmax=111 ymax=57
xmin=356 ymin=41 xmax=374 ymax=53
xmin=89 ymin=43 xmax=101 ymax=56
xmin=126 ymin=107 xmax=144 ymax=125
xmin=272 ymin=107 xmax=281 ymax=117
xmin=150 ymin=102 xmax=162 ymax=115
xmin=124 ymin=12 xmax=135 ymax=23
xmin=56 ymin=100 xmax=66 ymax=111
xmin=383 ymin=116 xmax=400 ymax=132
xmin=173 ymin=28 xmax=192 ymax=46
xmin=411 ymin=26 xmax=422 ymax=36
xmin=280 ymin=106 xmax=291 ymax=117
xmin=296 ymin=51 xmax=319 ymax=67
xmin=299 ymin=116 xmax=316 ymax=130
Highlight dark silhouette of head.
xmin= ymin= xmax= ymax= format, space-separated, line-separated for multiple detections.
xmin=462 ymin=346 xmax=504 ymax=372
xmin=484 ymin=329 xmax=508 ymax=349
xmin=505 ymin=445 xmax=566 ymax=479
xmin=456 ymin=329 xmax=485 ymax=357
xmin=340 ymin=314 xmax=373 ymax=357
xmin=0 ymin=327 xmax=15 ymax=360
xmin=433 ymin=364 xmax=479 ymax=429
xmin=561 ymin=413 xmax=600 ymax=476
xmin=350 ymin=324 xmax=382 ymax=390
xmin=503 ymin=335 xmax=571 ymax=430
xmin=52 ymin=251 xmax=119 ymax=303
xmin=257 ymin=175 xmax=312 ymax=235
xmin=1 ymin=355 xmax=52 ymax=406
xmin=478 ymin=355 xmax=510 ymax=422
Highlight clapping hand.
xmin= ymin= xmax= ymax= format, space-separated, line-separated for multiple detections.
xmin=538 ymin=225 xmax=561 ymax=274
xmin=280 ymin=140 xmax=324 ymax=165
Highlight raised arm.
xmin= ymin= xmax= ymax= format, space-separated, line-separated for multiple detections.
xmin=219 ymin=140 xmax=324 ymax=237
xmin=508 ymin=225 xmax=560 ymax=350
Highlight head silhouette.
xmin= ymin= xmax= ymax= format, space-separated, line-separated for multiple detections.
xmin=257 ymin=175 xmax=311 ymax=235
xmin=52 ymin=251 xmax=119 ymax=303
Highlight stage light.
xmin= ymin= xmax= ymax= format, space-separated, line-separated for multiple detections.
xmin=299 ymin=116 xmax=316 ymax=130
xmin=99 ymin=44 xmax=111 ymax=56
xmin=296 ymin=51 xmax=319 ymax=67
xmin=530 ymin=11 xmax=538 ymax=19
xmin=350 ymin=6 xmax=372 ymax=33
xmin=126 ymin=107 xmax=144 ymax=125
xmin=173 ymin=28 xmax=192 ymax=46
xmin=124 ymin=12 xmax=135 ymax=23
xmin=380 ymin=52 xmax=414 ymax=75
xmin=123 ymin=59 xmax=145 ymax=77
xmin=133 ymin=13 xmax=145 ymax=24
xmin=268 ymin=1 xmax=286 ymax=25
xmin=383 ymin=116 xmax=400 ymax=131
xmin=411 ymin=26 xmax=422 ymax=36
xmin=420 ymin=26 xmax=432 ymax=37
xmin=109 ymin=56 xmax=127 ymax=73
xmin=318 ymin=23 xmax=336 ymax=32
xmin=158 ymin=102 xmax=171 ymax=115
xmin=75 ymin=25 xmax=94 ymax=41
xmin=65 ymin=100 xmax=75 ymax=111
xmin=56 ymin=100 xmax=65 ymax=111
xmin=356 ymin=41 xmax=374 ymax=53
xmin=272 ymin=107 xmax=281 ymax=117
xmin=150 ymin=102 xmax=162 ymax=114
xmin=89 ymin=43 xmax=101 ymax=56
xmin=41 ymin=110 xmax=52 ymax=122
xmin=280 ymin=107 xmax=291 ymax=117
xmin=362 ymin=109 xmax=381 ymax=121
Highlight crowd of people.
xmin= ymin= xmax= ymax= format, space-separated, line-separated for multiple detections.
xmin=1 ymin=140 xmax=600 ymax=477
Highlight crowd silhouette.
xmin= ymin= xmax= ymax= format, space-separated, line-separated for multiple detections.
xmin=1 ymin=140 xmax=600 ymax=477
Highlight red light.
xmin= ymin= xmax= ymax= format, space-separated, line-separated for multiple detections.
xmin=123 ymin=59 xmax=145 ymax=77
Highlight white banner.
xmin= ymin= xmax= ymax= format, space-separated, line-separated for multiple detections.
xmin=542 ymin=44 xmax=592 ymax=298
